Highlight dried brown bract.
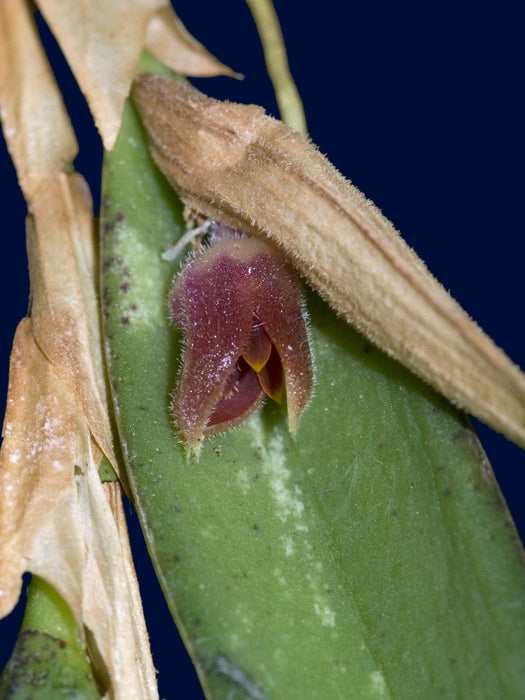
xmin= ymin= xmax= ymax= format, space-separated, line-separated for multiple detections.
xmin=0 ymin=2 xmax=163 ymax=695
xmin=132 ymin=74 xmax=525 ymax=450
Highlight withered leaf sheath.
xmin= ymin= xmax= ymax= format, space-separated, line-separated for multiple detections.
xmin=169 ymin=224 xmax=313 ymax=449
xmin=132 ymin=76 xmax=525 ymax=450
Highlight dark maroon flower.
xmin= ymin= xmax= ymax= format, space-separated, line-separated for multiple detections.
xmin=169 ymin=226 xmax=313 ymax=450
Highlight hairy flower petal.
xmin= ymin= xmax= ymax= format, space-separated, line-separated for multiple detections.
xmin=169 ymin=232 xmax=313 ymax=448
xmin=207 ymin=359 xmax=265 ymax=431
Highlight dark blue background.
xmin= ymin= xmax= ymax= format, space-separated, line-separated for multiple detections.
xmin=2 ymin=2 xmax=524 ymax=697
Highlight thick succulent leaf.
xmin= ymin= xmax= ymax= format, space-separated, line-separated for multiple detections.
xmin=0 ymin=576 xmax=100 ymax=699
xmin=101 ymin=93 xmax=525 ymax=697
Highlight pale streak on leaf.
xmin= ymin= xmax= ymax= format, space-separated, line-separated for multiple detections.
xmin=131 ymin=76 xmax=525 ymax=451
xmin=26 ymin=173 xmax=117 ymax=473
xmin=0 ymin=0 xmax=78 ymax=198
xmin=145 ymin=5 xmax=241 ymax=78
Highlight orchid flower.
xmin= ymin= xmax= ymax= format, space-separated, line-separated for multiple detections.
xmin=169 ymin=224 xmax=313 ymax=449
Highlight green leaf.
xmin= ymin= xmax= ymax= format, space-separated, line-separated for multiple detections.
xmin=0 ymin=577 xmax=100 ymax=699
xmin=100 ymin=78 xmax=525 ymax=698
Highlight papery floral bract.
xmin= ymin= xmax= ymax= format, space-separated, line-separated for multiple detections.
xmin=132 ymin=75 xmax=525 ymax=452
xmin=169 ymin=225 xmax=313 ymax=449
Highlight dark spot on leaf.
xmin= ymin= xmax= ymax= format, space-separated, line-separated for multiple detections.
xmin=174 ymin=505 xmax=182 ymax=514
xmin=232 ymin=571 xmax=249 ymax=580
xmin=213 ymin=445 xmax=222 ymax=456
xmin=5 ymin=629 xmax=69 ymax=682
xmin=130 ymin=303 xmax=138 ymax=310
xmin=253 ymin=523 xmax=260 ymax=531
xmin=443 ymin=487 xmax=452 ymax=497
xmin=120 ymin=316 xmax=129 ymax=325
xmin=102 ymin=256 xmax=115 ymax=271
xmin=173 ymin=554 xmax=180 ymax=563
xmin=101 ymin=220 xmax=116 ymax=235
xmin=120 ymin=281 xmax=130 ymax=293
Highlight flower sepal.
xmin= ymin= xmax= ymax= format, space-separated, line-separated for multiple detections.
xmin=169 ymin=225 xmax=313 ymax=452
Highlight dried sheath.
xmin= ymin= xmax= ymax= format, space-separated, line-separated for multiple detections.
xmin=132 ymin=75 xmax=525 ymax=450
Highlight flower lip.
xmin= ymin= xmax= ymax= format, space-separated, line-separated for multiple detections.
xmin=243 ymin=319 xmax=273 ymax=373
xmin=251 ymin=342 xmax=284 ymax=404
xmin=169 ymin=225 xmax=313 ymax=449
xmin=207 ymin=357 xmax=265 ymax=430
